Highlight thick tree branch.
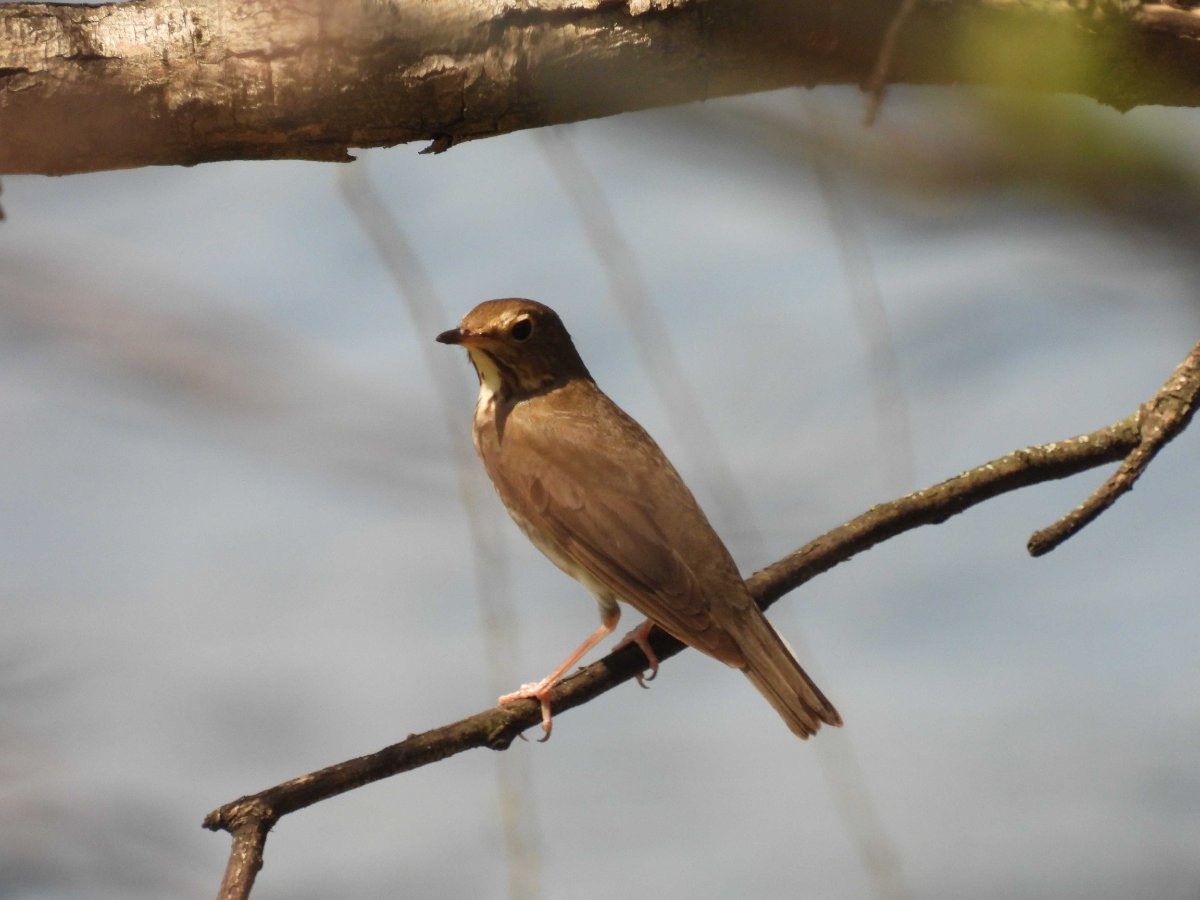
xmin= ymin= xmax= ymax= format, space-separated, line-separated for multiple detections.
xmin=204 ymin=337 xmax=1199 ymax=899
xmin=4 ymin=0 xmax=1200 ymax=175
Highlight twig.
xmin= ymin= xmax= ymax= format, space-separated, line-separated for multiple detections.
xmin=212 ymin=807 xmax=271 ymax=900
xmin=748 ymin=415 xmax=1139 ymax=605
xmin=205 ymin=340 xmax=1199 ymax=899
xmin=864 ymin=0 xmax=918 ymax=126
xmin=1028 ymin=339 xmax=1200 ymax=556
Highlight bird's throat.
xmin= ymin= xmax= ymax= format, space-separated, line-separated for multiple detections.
xmin=468 ymin=346 xmax=514 ymax=442
xmin=467 ymin=347 xmax=504 ymax=403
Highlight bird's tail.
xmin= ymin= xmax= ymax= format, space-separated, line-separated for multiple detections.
xmin=739 ymin=615 xmax=841 ymax=739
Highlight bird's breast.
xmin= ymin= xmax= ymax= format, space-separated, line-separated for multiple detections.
xmin=471 ymin=393 xmax=618 ymax=608
xmin=472 ymin=390 xmax=495 ymax=443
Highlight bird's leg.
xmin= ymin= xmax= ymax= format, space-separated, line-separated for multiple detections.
xmin=499 ymin=606 xmax=619 ymax=741
xmin=612 ymin=619 xmax=660 ymax=687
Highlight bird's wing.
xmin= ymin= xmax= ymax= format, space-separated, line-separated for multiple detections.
xmin=491 ymin=390 xmax=749 ymax=666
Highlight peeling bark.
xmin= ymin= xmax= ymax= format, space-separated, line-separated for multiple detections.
xmin=2 ymin=0 xmax=1200 ymax=175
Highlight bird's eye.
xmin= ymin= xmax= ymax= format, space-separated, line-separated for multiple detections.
xmin=510 ymin=318 xmax=533 ymax=342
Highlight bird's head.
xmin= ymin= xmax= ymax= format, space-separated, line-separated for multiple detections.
xmin=437 ymin=299 xmax=592 ymax=398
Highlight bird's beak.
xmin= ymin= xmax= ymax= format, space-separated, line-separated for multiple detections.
xmin=438 ymin=325 xmax=494 ymax=348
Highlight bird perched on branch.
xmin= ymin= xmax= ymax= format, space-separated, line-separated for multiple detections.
xmin=437 ymin=299 xmax=841 ymax=740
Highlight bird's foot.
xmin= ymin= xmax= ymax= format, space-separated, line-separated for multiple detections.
xmin=498 ymin=679 xmax=556 ymax=741
xmin=613 ymin=620 xmax=660 ymax=688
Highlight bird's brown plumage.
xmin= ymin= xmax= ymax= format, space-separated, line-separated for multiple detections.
xmin=437 ymin=298 xmax=841 ymax=738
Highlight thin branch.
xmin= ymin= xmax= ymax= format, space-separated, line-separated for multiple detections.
xmin=747 ymin=415 xmax=1140 ymax=605
xmin=864 ymin=0 xmax=919 ymax=126
xmin=1028 ymin=339 xmax=1200 ymax=556
xmin=204 ymin=338 xmax=1198 ymax=898
xmin=214 ymin=807 xmax=270 ymax=900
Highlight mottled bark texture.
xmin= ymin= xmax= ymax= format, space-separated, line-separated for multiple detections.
xmin=2 ymin=0 xmax=1200 ymax=175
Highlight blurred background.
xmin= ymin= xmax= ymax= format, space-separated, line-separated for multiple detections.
xmin=3 ymin=85 xmax=1199 ymax=899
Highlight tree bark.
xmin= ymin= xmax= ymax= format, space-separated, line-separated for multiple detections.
xmin=3 ymin=0 xmax=1200 ymax=175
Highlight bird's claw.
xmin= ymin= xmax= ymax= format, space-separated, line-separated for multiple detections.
xmin=614 ymin=620 xmax=660 ymax=688
xmin=498 ymin=682 xmax=555 ymax=741
xmin=634 ymin=662 xmax=658 ymax=689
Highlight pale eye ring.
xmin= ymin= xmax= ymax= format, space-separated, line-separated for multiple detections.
xmin=510 ymin=318 xmax=533 ymax=341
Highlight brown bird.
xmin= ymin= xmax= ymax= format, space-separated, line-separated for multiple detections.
xmin=437 ymin=299 xmax=841 ymax=739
